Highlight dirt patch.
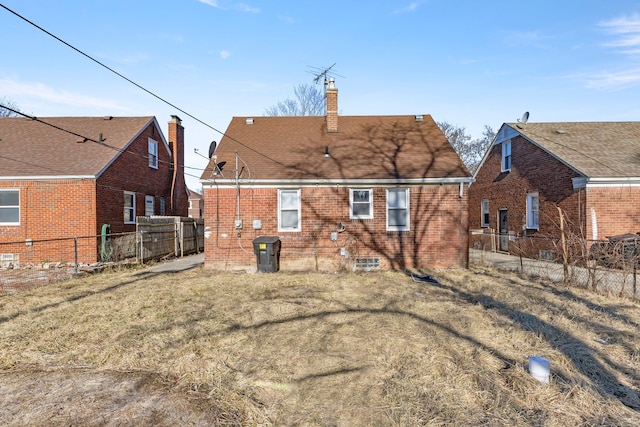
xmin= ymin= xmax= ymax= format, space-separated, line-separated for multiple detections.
xmin=0 ymin=369 xmax=239 ymax=426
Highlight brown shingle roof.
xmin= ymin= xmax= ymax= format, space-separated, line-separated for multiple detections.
xmin=509 ymin=122 xmax=640 ymax=178
xmin=0 ymin=116 xmax=156 ymax=178
xmin=202 ymin=115 xmax=470 ymax=182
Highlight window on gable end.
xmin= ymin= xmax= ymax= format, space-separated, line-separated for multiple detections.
xmin=350 ymin=189 xmax=373 ymax=219
xmin=148 ymin=138 xmax=159 ymax=169
xmin=526 ymin=192 xmax=539 ymax=229
xmin=501 ymin=140 xmax=512 ymax=172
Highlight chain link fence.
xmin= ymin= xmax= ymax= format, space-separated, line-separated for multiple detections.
xmin=470 ymin=231 xmax=639 ymax=299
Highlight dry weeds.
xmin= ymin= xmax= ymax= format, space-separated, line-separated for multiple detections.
xmin=1 ymin=264 xmax=639 ymax=426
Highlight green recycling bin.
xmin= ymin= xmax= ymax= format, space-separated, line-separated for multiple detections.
xmin=253 ymin=236 xmax=281 ymax=272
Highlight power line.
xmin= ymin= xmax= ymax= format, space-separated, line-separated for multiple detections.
xmin=0 ymin=2 xmax=287 ymax=169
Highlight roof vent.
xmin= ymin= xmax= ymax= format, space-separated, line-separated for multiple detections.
xmin=556 ymin=129 xmax=567 ymax=134
xmin=415 ymin=115 xmax=424 ymax=121
xmin=103 ymin=116 xmax=113 ymax=120
xmin=246 ymin=117 xmax=254 ymax=125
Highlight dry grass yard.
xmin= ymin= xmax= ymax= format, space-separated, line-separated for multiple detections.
xmin=1 ymin=264 xmax=639 ymax=426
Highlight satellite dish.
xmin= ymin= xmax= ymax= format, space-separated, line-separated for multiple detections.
xmin=518 ymin=111 xmax=530 ymax=124
xmin=208 ymin=141 xmax=217 ymax=159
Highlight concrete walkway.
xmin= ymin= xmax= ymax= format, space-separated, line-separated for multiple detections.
xmin=145 ymin=253 xmax=204 ymax=273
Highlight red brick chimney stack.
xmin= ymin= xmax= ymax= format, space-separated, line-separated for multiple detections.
xmin=326 ymin=78 xmax=338 ymax=133
xmin=168 ymin=115 xmax=187 ymax=216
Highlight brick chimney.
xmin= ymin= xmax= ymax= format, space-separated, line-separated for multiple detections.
xmin=168 ymin=115 xmax=187 ymax=216
xmin=326 ymin=78 xmax=338 ymax=133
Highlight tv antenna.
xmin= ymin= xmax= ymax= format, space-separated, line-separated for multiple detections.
xmin=306 ymin=63 xmax=345 ymax=89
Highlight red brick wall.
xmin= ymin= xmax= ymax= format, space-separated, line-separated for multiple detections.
xmin=0 ymin=179 xmax=97 ymax=263
xmin=585 ymin=187 xmax=640 ymax=239
xmin=96 ymin=121 xmax=181 ymax=234
xmin=204 ymin=184 xmax=468 ymax=271
xmin=469 ymin=135 xmax=584 ymax=254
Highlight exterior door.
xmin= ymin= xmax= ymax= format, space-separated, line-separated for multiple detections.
xmin=498 ymin=209 xmax=509 ymax=252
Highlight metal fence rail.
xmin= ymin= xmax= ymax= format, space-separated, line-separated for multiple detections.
xmin=1 ymin=218 xmax=204 ymax=293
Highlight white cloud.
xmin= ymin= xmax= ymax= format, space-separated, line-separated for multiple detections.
xmin=599 ymin=13 xmax=640 ymax=54
xmin=197 ymin=0 xmax=222 ymax=9
xmin=278 ymin=15 xmax=296 ymax=24
xmin=196 ymin=0 xmax=259 ymax=13
xmin=0 ymin=77 xmax=127 ymax=111
xmin=220 ymin=50 xmax=230 ymax=59
xmin=393 ymin=2 xmax=421 ymax=14
xmin=579 ymin=68 xmax=640 ymax=90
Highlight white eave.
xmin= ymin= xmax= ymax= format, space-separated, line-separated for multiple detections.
xmin=573 ymin=176 xmax=640 ymax=189
xmin=202 ymin=177 xmax=474 ymax=188
xmin=0 ymin=175 xmax=96 ymax=181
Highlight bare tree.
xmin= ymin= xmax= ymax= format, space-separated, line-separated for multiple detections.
xmin=265 ymin=84 xmax=325 ymax=116
xmin=0 ymin=97 xmax=21 ymax=117
xmin=437 ymin=121 xmax=495 ymax=174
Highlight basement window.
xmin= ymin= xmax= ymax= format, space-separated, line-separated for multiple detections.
xmin=355 ymin=257 xmax=380 ymax=271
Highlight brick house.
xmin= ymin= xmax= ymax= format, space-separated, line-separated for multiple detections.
xmin=187 ymin=189 xmax=204 ymax=218
xmin=469 ymin=121 xmax=640 ymax=257
xmin=200 ymin=81 xmax=472 ymax=271
xmin=0 ymin=115 xmax=188 ymax=263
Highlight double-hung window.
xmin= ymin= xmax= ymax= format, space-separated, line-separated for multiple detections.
xmin=279 ymin=189 xmax=301 ymax=231
xmin=0 ymin=189 xmax=20 ymax=225
xmin=350 ymin=189 xmax=373 ymax=219
xmin=501 ymin=140 xmax=512 ymax=172
xmin=124 ymin=191 xmax=136 ymax=224
xmin=386 ymin=188 xmax=410 ymax=231
xmin=481 ymin=199 xmax=490 ymax=227
xmin=145 ymin=195 xmax=155 ymax=216
xmin=526 ymin=192 xmax=539 ymax=229
xmin=148 ymin=138 xmax=159 ymax=169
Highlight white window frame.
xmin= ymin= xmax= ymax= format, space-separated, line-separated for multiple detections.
xmin=526 ymin=192 xmax=539 ymax=229
xmin=501 ymin=140 xmax=512 ymax=172
xmin=0 ymin=189 xmax=20 ymax=225
xmin=481 ymin=199 xmax=490 ymax=227
xmin=124 ymin=191 xmax=136 ymax=224
xmin=145 ymin=195 xmax=155 ymax=216
xmin=148 ymin=138 xmax=159 ymax=169
xmin=386 ymin=188 xmax=410 ymax=231
xmin=278 ymin=189 xmax=301 ymax=232
xmin=350 ymin=189 xmax=373 ymax=219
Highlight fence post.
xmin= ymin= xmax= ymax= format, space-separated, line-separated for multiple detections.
xmin=74 ymin=237 xmax=78 ymax=276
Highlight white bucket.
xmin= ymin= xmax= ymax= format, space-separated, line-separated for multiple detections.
xmin=528 ymin=356 xmax=550 ymax=384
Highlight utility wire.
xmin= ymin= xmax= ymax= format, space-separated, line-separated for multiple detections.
xmin=0 ymin=2 xmax=287 ymax=168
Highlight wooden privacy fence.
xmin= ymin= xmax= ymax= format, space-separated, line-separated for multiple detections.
xmin=136 ymin=216 xmax=204 ymax=262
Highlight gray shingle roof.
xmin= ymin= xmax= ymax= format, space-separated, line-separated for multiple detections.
xmin=0 ymin=116 xmax=156 ymax=178
xmin=509 ymin=122 xmax=640 ymax=178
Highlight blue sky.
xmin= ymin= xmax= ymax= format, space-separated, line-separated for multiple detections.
xmin=2 ymin=0 xmax=640 ymax=190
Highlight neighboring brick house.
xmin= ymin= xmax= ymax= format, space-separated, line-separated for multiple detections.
xmin=0 ymin=115 xmax=188 ymax=263
xmin=469 ymin=121 xmax=640 ymax=257
xmin=200 ymin=81 xmax=472 ymax=271
xmin=187 ymin=189 xmax=204 ymax=218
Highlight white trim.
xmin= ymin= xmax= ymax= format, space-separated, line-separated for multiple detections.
xmin=0 ymin=188 xmax=20 ymax=226
xmin=350 ymin=188 xmax=373 ymax=219
xmin=278 ymin=189 xmax=301 ymax=232
xmin=203 ymin=177 xmax=473 ymax=188
xmin=124 ymin=191 xmax=136 ymax=224
xmin=0 ymin=175 xmax=95 ymax=181
xmin=575 ymin=177 xmax=640 ymax=188
xmin=526 ymin=192 xmax=539 ymax=229
xmin=386 ymin=188 xmax=410 ymax=231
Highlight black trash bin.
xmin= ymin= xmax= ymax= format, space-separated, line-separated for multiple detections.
xmin=253 ymin=236 xmax=281 ymax=272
